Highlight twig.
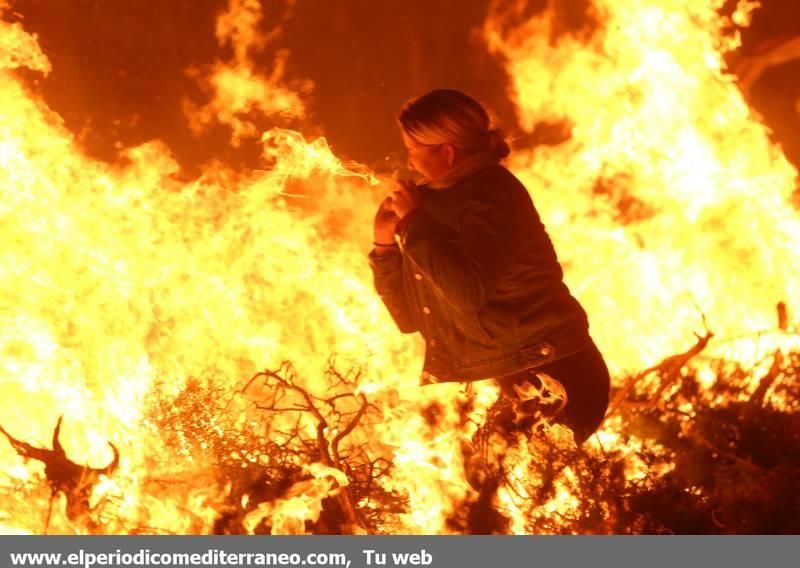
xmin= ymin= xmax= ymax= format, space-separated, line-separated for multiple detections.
xmin=606 ymin=327 xmax=713 ymax=419
xmin=748 ymin=349 xmax=783 ymax=410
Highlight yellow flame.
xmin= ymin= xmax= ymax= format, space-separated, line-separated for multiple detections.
xmin=1 ymin=0 xmax=798 ymax=535
xmin=183 ymin=0 xmax=311 ymax=145
xmin=485 ymin=0 xmax=800 ymax=375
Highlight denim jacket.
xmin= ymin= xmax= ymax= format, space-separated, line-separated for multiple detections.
xmin=368 ymin=164 xmax=594 ymax=385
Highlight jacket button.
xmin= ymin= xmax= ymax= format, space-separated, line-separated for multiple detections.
xmin=540 ymin=345 xmax=553 ymax=356
xmin=422 ymin=306 xmax=431 ymax=314
xmin=429 ymin=338 xmax=436 ymax=347
xmin=414 ymin=273 xmax=423 ymax=281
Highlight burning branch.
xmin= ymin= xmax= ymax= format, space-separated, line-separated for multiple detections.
xmin=0 ymin=416 xmax=119 ymax=529
xmin=607 ymin=326 xmax=714 ymax=417
xmin=238 ymin=357 xmax=379 ymax=533
xmin=145 ymin=360 xmax=399 ymax=535
xmin=749 ymin=349 xmax=784 ymax=411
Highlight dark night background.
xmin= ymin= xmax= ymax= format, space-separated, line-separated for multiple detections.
xmin=8 ymin=0 xmax=800 ymax=178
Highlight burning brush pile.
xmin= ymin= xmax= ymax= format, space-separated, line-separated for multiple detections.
xmin=1 ymin=0 xmax=799 ymax=534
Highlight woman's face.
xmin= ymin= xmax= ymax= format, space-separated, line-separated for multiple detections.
xmin=402 ymin=130 xmax=452 ymax=182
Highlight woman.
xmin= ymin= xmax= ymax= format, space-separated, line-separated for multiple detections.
xmin=368 ymin=89 xmax=609 ymax=445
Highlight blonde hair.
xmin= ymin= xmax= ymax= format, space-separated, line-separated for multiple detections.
xmin=398 ymin=89 xmax=511 ymax=160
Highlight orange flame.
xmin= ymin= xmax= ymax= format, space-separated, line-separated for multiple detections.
xmin=183 ymin=0 xmax=311 ymax=145
xmin=0 ymin=0 xmax=798 ymax=534
xmin=484 ymin=0 xmax=800 ymax=376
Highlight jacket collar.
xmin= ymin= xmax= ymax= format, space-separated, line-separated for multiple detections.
xmin=424 ymin=151 xmax=502 ymax=190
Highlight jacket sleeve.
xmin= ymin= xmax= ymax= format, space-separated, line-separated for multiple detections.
xmin=395 ymin=195 xmax=524 ymax=312
xmin=368 ymin=247 xmax=420 ymax=334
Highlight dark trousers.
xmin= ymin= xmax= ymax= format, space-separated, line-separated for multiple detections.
xmin=496 ymin=343 xmax=610 ymax=445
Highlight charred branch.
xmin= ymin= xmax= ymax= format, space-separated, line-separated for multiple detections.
xmin=0 ymin=416 xmax=119 ymax=525
xmin=607 ymin=326 xmax=714 ymax=417
xmin=240 ymin=358 xmax=375 ymax=533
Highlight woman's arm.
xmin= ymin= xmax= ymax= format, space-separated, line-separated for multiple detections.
xmin=369 ymin=197 xmax=420 ymax=334
xmin=368 ymin=247 xmax=420 ymax=333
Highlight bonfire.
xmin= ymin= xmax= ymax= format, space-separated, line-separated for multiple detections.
xmin=0 ymin=0 xmax=798 ymax=534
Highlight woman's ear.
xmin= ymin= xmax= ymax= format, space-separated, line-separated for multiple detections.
xmin=443 ymin=143 xmax=457 ymax=168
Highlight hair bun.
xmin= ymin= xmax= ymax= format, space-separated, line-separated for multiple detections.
xmin=487 ymin=128 xmax=511 ymax=159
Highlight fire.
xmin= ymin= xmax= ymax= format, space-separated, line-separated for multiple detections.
xmin=484 ymin=0 xmax=800 ymax=375
xmin=0 ymin=0 xmax=798 ymax=534
xmin=183 ymin=0 xmax=311 ymax=145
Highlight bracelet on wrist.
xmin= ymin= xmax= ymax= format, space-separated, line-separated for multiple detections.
xmin=373 ymin=240 xmax=398 ymax=248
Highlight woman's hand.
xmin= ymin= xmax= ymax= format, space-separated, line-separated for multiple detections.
xmin=373 ymin=197 xmax=400 ymax=245
xmin=390 ymin=179 xmax=421 ymax=220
